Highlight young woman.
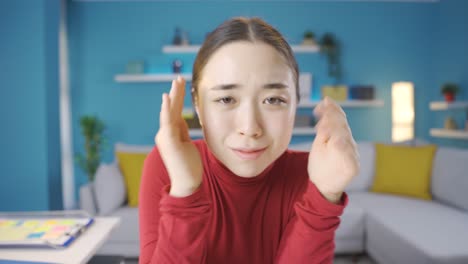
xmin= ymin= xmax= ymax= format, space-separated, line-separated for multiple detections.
xmin=139 ymin=17 xmax=359 ymax=264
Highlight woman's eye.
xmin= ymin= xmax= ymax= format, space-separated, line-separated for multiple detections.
xmin=264 ymin=97 xmax=286 ymax=105
xmin=216 ymin=97 xmax=235 ymax=104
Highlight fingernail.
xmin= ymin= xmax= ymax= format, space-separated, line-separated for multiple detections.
xmin=177 ymin=75 xmax=182 ymax=82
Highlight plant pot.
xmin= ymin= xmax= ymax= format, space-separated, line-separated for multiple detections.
xmin=302 ymin=38 xmax=317 ymax=46
xmin=79 ymin=182 xmax=97 ymax=215
xmin=444 ymin=93 xmax=455 ymax=102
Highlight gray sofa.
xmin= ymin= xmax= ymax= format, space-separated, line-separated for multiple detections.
xmin=80 ymin=141 xmax=468 ymax=263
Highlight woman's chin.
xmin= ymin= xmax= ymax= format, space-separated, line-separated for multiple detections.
xmin=229 ymin=164 xmax=268 ymax=178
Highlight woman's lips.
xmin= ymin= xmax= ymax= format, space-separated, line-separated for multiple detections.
xmin=232 ymin=147 xmax=267 ymax=160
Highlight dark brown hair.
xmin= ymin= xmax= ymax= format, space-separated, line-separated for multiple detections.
xmin=191 ymin=17 xmax=300 ymax=106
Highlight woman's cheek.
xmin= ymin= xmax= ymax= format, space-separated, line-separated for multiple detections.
xmin=262 ymin=109 xmax=294 ymax=134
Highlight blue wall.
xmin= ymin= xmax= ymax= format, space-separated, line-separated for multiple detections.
xmin=430 ymin=0 xmax=468 ymax=148
xmin=67 ymin=1 xmax=440 ymax=191
xmin=0 ymin=0 xmax=62 ymax=211
xmin=1 ymin=0 xmax=467 ymax=211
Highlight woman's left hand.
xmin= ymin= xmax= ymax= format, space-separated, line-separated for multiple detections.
xmin=307 ymin=97 xmax=360 ymax=204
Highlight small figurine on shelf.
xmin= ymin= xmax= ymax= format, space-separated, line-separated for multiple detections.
xmin=181 ymin=30 xmax=189 ymax=46
xmin=444 ymin=116 xmax=458 ymax=130
xmin=172 ymin=27 xmax=190 ymax=46
xmin=173 ymin=27 xmax=183 ymax=45
xmin=172 ymin=59 xmax=183 ymax=73
xmin=302 ymin=30 xmax=316 ymax=46
xmin=441 ymin=83 xmax=459 ymax=103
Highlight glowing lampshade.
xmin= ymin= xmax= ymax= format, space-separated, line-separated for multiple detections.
xmin=392 ymin=82 xmax=414 ymax=142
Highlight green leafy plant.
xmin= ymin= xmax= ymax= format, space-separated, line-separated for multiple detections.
xmin=441 ymin=83 xmax=459 ymax=95
xmin=319 ymin=33 xmax=342 ymax=84
xmin=304 ymin=30 xmax=315 ymax=39
xmin=75 ymin=115 xmax=106 ymax=182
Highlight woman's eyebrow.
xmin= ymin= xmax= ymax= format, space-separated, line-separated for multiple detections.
xmin=209 ymin=83 xmax=288 ymax=91
xmin=263 ymin=83 xmax=289 ymax=89
xmin=210 ymin=84 xmax=240 ymax=90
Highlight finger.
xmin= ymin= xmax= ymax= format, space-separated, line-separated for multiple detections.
xmin=160 ymin=93 xmax=171 ymax=128
xmin=180 ymin=118 xmax=191 ymax=142
xmin=169 ymin=76 xmax=186 ymax=120
xmin=313 ymin=100 xmax=324 ymax=119
xmin=314 ymin=120 xmax=332 ymax=144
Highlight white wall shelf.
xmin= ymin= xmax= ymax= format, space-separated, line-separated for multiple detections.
xmin=189 ymin=127 xmax=317 ymax=138
xmin=115 ymin=73 xmax=192 ymax=83
xmin=189 ymin=129 xmax=203 ymax=137
xmin=292 ymin=127 xmax=317 ymax=135
xmin=298 ymin=99 xmax=384 ymax=108
xmin=162 ymin=44 xmax=320 ymax=54
xmin=429 ymin=129 xmax=468 ymax=139
xmin=429 ymin=101 xmax=468 ymax=139
xmin=429 ymin=101 xmax=468 ymax=110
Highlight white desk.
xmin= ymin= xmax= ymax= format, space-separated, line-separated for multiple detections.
xmin=0 ymin=217 xmax=120 ymax=264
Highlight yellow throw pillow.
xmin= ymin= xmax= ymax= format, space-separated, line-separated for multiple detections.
xmin=116 ymin=152 xmax=148 ymax=207
xmin=370 ymin=143 xmax=437 ymax=200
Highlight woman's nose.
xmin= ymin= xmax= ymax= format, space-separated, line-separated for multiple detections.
xmin=236 ymin=106 xmax=263 ymax=138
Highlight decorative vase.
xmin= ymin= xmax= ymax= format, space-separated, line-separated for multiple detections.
xmin=444 ymin=117 xmax=458 ymax=130
xmin=79 ymin=182 xmax=97 ymax=215
xmin=444 ymin=93 xmax=455 ymax=102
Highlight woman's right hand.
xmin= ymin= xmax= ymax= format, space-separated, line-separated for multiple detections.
xmin=155 ymin=76 xmax=203 ymax=197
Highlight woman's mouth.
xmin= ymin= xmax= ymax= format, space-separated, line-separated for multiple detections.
xmin=231 ymin=147 xmax=267 ymax=160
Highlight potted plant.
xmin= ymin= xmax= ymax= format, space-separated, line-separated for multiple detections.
xmin=302 ymin=30 xmax=316 ymax=46
xmin=441 ymin=83 xmax=459 ymax=102
xmin=319 ymin=33 xmax=341 ymax=82
xmin=75 ymin=115 xmax=106 ymax=214
xmin=319 ymin=33 xmax=347 ymax=101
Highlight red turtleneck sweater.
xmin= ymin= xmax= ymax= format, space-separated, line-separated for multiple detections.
xmin=139 ymin=139 xmax=348 ymax=264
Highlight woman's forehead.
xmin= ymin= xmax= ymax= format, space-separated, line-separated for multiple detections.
xmin=199 ymin=41 xmax=294 ymax=92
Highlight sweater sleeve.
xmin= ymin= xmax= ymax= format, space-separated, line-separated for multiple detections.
xmin=275 ymin=181 xmax=348 ymax=264
xmin=138 ymin=146 xmax=212 ymax=264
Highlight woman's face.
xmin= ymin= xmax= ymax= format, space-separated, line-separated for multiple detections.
xmin=195 ymin=41 xmax=297 ymax=178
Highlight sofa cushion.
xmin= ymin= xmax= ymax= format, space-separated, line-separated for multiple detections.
xmin=108 ymin=206 xmax=139 ymax=243
xmin=346 ymin=142 xmax=375 ymax=192
xmin=114 ymin=142 xmax=153 ymax=207
xmin=351 ymin=192 xmax=468 ymax=263
xmin=432 ymin=147 xmax=468 ymax=212
xmin=116 ymin=152 xmax=148 ymax=207
xmin=94 ymin=162 xmax=126 ymax=215
xmin=370 ymin=143 xmax=437 ymax=200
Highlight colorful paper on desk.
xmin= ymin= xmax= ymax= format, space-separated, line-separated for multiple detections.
xmin=0 ymin=217 xmax=93 ymax=248
xmin=0 ymin=260 xmax=57 ymax=264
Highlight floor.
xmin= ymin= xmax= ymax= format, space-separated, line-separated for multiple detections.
xmin=90 ymin=253 xmax=377 ymax=263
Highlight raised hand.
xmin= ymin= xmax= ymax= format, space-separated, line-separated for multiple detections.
xmin=155 ymin=76 xmax=203 ymax=197
xmin=307 ymin=97 xmax=360 ymax=203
